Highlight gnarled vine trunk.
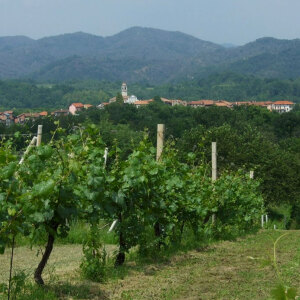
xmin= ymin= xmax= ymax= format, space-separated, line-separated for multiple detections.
xmin=154 ymin=221 xmax=163 ymax=249
xmin=115 ymin=231 xmax=126 ymax=267
xmin=115 ymin=214 xmax=126 ymax=267
xmin=34 ymin=225 xmax=58 ymax=285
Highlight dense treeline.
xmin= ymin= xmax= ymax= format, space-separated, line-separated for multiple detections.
xmin=2 ymin=72 xmax=300 ymax=110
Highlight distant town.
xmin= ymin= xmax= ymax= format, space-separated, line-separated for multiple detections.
xmin=0 ymin=83 xmax=295 ymax=126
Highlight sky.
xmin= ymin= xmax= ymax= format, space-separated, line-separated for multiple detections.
xmin=0 ymin=0 xmax=299 ymax=45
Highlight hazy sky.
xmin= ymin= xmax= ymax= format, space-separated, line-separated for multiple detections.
xmin=0 ymin=0 xmax=299 ymax=45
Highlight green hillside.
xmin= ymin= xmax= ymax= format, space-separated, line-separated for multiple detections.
xmin=0 ymin=28 xmax=300 ymax=83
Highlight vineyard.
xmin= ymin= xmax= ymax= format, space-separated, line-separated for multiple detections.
xmin=0 ymin=123 xmax=266 ymax=299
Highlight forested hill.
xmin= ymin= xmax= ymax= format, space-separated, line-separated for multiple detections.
xmin=1 ymin=73 xmax=300 ymax=109
xmin=0 ymin=27 xmax=221 ymax=82
xmin=0 ymin=27 xmax=300 ymax=83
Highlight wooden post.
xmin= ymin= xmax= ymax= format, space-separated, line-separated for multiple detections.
xmin=212 ymin=142 xmax=217 ymax=182
xmin=156 ymin=124 xmax=165 ymax=161
xmin=250 ymin=170 xmax=254 ymax=179
xmin=155 ymin=124 xmax=165 ymax=242
xmin=19 ymin=136 xmax=37 ymax=165
xmin=103 ymin=147 xmax=118 ymax=233
xmin=36 ymin=125 xmax=43 ymax=147
xmin=261 ymin=215 xmax=264 ymax=228
xmin=265 ymin=215 xmax=268 ymax=223
xmin=103 ymin=147 xmax=108 ymax=168
xmin=212 ymin=142 xmax=217 ymax=224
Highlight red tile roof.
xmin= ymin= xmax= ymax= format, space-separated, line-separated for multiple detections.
xmin=188 ymin=100 xmax=215 ymax=106
xmin=134 ymin=100 xmax=153 ymax=105
xmin=215 ymin=102 xmax=229 ymax=107
xmin=71 ymin=103 xmax=84 ymax=108
xmin=273 ymin=101 xmax=294 ymax=105
xmin=39 ymin=111 xmax=48 ymax=116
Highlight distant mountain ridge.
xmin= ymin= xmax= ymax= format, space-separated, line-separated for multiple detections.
xmin=0 ymin=27 xmax=299 ymax=83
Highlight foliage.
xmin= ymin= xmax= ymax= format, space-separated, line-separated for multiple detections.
xmin=0 ymin=270 xmax=57 ymax=300
xmin=116 ymin=93 xmax=123 ymax=104
xmin=80 ymin=225 xmax=107 ymax=282
xmin=177 ymin=123 xmax=300 ymax=207
xmin=212 ymin=171 xmax=264 ymax=239
xmin=0 ymin=123 xmax=264 ymax=289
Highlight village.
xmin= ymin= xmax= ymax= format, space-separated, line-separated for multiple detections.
xmin=0 ymin=83 xmax=295 ymax=126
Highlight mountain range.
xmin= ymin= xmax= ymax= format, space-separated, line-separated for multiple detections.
xmin=0 ymin=27 xmax=299 ymax=84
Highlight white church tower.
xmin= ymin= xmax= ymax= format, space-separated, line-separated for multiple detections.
xmin=121 ymin=82 xmax=128 ymax=97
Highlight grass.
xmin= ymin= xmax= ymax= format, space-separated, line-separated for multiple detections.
xmin=15 ymin=220 xmax=118 ymax=247
xmin=0 ymin=230 xmax=300 ymax=299
xmin=103 ymin=230 xmax=300 ymax=300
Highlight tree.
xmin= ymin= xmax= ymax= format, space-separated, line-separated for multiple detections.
xmin=116 ymin=93 xmax=124 ymax=104
xmin=153 ymin=95 xmax=162 ymax=103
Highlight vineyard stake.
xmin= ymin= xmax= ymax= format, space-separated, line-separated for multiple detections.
xmin=103 ymin=148 xmax=118 ymax=233
xmin=36 ymin=125 xmax=43 ymax=147
xmin=155 ymin=124 xmax=165 ymax=244
xmin=212 ymin=142 xmax=217 ymax=182
xmin=212 ymin=142 xmax=217 ymax=224
xmin=19 ymin=136 xmax=37 ymax=165
xmin=103 ymin=147 xmax=108 ymax=168
xmin=156 ymin=124 xmax=165 ymax=161
xmin=250 ymin=170 xmax=254 ymax=179
xmin=108 ymin=220 xmax=118 ymax=232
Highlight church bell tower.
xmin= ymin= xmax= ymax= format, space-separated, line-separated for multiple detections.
xmin=121 ymin=83 xmax=128 ymax=97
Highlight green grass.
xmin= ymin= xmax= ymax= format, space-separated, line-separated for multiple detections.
xmin=1 ymin=230 xmax=300 ymax=299
xmin=103 ymin=230 xmax=300 ymax=300
xmin=15 ymin=220 xmax=118 ymax=247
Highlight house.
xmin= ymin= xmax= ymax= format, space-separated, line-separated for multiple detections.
xmin=15 ymin=113 xmax=38 ymax=124
xmin=252 ymin=101 xmax=273 ymax=111
xmin=271 ymin=101 xmax=294 ymax=113
xmin=69 ymin=103 xmax=84 ymax=115
xmin=51 ymin=109 xmax=69 ymax=117
xmin=234 ymin=101 xmax=273 ymax=111
xmin=14 ymin=111 xmax=48 ymax=124
xmin=215 ymin=100 xmax=233 ymax=108
xmin=134 ymin=100 xmax=154 ymax=108
xmin=187 ymin=100 xmax=215 ymax=108
xmin=0 ymin=111 xmax=14 ymax=126
xmin=161 ymin=98 xmax=187 ymax=106
xmin=39 ymin=111 xmax=48 ymax=117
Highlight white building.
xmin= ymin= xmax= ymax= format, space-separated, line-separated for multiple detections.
xmin=271 ymin=101 xmax=294 ymax=113
xmin=124 ymin=95 xmax=138 ymax=104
